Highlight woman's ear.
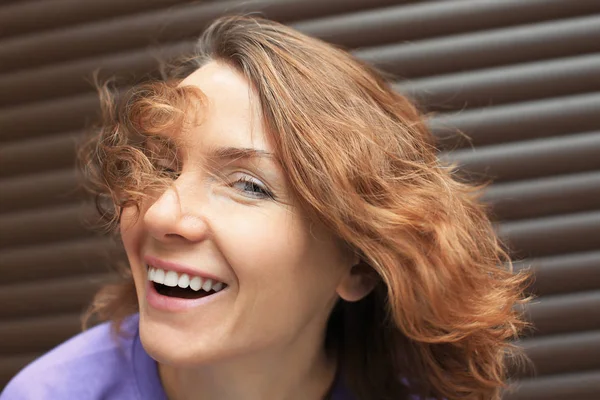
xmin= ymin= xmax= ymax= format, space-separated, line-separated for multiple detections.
xmin=336 ymin=260 xmax=378 ymax=302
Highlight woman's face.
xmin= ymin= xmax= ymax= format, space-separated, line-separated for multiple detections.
xmin=120 ymin=61 xmax=357 ymax=366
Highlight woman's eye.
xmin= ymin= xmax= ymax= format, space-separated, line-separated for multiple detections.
xmin=155 ymin=161 xmax=179 ymax=176
xmin=231 ymin=176 xmax=273 ymax=199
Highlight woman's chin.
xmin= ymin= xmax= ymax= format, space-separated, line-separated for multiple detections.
xmin=141 ymin=334 xmax=217 ymax=367
xmin=138 ymin=319 xmax=216 ymax=366
xmin=138 ymin=319 xmax=270 ymax=370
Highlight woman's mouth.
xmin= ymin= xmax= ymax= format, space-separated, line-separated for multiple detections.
xmin=147 ymin=264 xmax=226 ymax=300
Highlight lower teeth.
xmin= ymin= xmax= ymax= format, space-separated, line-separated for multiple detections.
xmin=154 ymin=282 xmax=212 ymax=299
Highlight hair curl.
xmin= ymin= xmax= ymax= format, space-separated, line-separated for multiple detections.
xmin=80 ymin=16 xmax=530 ymax=400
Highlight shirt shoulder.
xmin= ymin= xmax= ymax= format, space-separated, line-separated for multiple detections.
xmin=1 ymin=317 xmax=140 ymax=400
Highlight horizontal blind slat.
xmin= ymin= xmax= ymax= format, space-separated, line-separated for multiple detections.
xmin=0 ymin=42 xmax=191 ymax=107
xmin=355 ymin=14 xmax=600 ymax=78
xmin=505 ymin=370 xmax=600 ymax=400
xmin=525 ymin=291 xmax=600 ymax=336
xmin=0 ymin=204 xmax=97 ymax=249
xmin=0 ymin=237 xmax=122 ymax=284
xmin=520 ymin=330 xmax=600 ymax=376
xmin=429 ymin=92 xmax=600 ymax=148
xmin=484 ymin=171 xmax=600 ymax=221
xmin=0 ymin=132 xmax=79 ymax=177
xmin=0 ymin=93 xmax=98 ymax=142
xmin=399 ymin=53 xmax=600 ymax=111
xmin=445 ymin=130 xmax=600 ymax=181
xmin=0 ymin=314 xmax=83 ymax=355
xmin=0 ymin=169 xmax=82 ymax=214
xmin=499 ymin=211 xmax=600 ymax=258
xmin=0 ymin=274 xmax=116 ymax=320
xmin=514 ymin=251 xmax=600 ymax=296
xmin=0 ymin=0 xmax=190 ymax=39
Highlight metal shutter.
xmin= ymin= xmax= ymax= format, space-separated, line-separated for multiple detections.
xmin=1 ymin=1 xmax=599 ymax=398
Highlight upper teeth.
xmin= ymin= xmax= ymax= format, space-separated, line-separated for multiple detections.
xmin=147 ymin=265 xmax=224 ymax=292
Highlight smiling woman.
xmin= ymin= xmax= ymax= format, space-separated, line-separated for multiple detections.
xmin=2 ymin=16 xmax=529 ymax=400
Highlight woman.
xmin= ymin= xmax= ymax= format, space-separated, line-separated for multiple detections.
xmin=2 ymin=16 xmax=528 ymax=400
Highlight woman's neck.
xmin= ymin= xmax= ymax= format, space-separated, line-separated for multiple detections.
xmin=158 ymin=339 xmax=337 ymax=400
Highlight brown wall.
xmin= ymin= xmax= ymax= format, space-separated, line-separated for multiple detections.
xmin=1 ymin=1 xmax=600 ymax=398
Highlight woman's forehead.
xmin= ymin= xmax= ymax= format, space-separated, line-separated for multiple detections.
xmin=179 ymin=61 xmax=254 ymax=112
xmin=169 ymin=62 xmax=269 ymax=154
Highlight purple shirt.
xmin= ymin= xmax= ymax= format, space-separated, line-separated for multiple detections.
xmin=1 ymin=314 xmax=353 ymax=400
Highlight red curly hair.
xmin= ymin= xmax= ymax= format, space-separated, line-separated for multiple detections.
xmin=80 ymin=15 xmax=530 ymax=400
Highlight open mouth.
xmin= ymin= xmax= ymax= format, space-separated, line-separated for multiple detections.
xmin=147 ymin=265 xmax=226 ymax=300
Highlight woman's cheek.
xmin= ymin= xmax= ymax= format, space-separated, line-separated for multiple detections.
xmin=119 ymin=206 xmax=146 ymax=275
xmin=120 ymin=208 xmax=138 ymax=244
xmin=218 ymin=207 xmax=300 ymax=274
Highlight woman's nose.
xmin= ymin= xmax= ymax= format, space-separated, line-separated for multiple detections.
xmin=142 ymin=183 xmax=210 ymax=244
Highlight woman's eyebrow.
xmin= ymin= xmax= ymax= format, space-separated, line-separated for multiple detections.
xmin=208 ymin=146 xmax=277 ymax=163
